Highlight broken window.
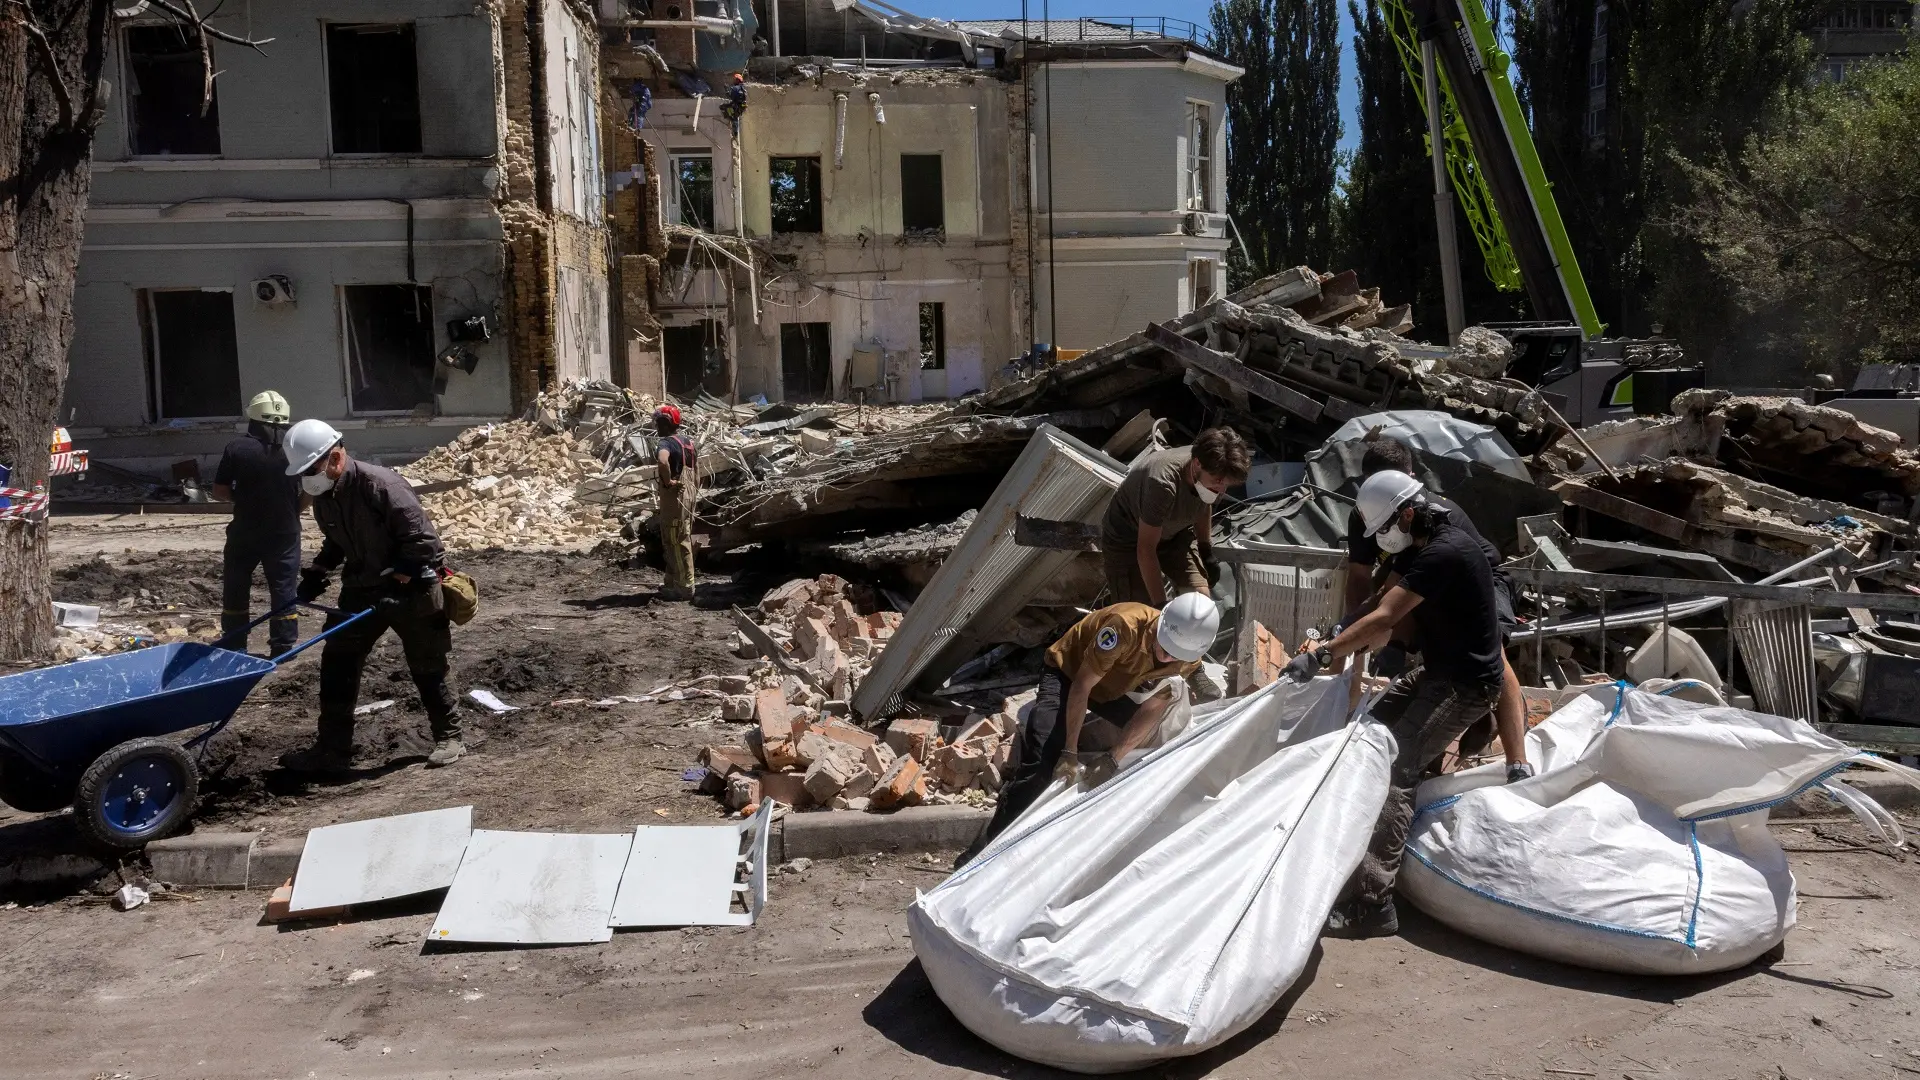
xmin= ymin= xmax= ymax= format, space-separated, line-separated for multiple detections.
xmin=769 ymin=156 xmax=823 ymax=234
xmin=900 ymin=155 xmax=944 ymax=234
xmin=918 ymin=302 xmax=946 ymax=370
xmin=1188 ymin=260 xmax=1217 ymax=310
xmin=780 ymin=322 xmax=831 ymax=400
xmin=1186 ymin=103 xmax=1212 ymax=212
xmin=147 ymin=289 xmax=241 ymax=419
xmin=125 ymin=25 xmax=221 ymax=156
xmin=342 ymin=285 xmax=437 ymax=413
xmin=327 ymin=24 xmax=422 ymax=155
xmin=671 ymin=152 xmax=715 ymax=230
xmin=663 ymin=321 xmax=723 ymax=395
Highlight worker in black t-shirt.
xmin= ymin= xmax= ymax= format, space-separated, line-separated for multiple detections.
xmin=1283 ymin=471 xmax=1504 ymax=939
xmin=212 ymin=391 xmax=302 ymax=655
xmin=1338 ymin=434 xmax=1530 ymax=784
xmin=654 ymin=405 xmax=698 ymax=601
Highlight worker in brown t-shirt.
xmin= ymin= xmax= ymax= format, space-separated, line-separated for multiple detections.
xmin=1100 ymin=427 xmax=1252 ymax=606
xmin=955 ymin=594 xmax=1220 ymax=867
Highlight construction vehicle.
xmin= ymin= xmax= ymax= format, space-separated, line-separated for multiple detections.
xmin=1382 ymin=0 xmax=1701 ymax=425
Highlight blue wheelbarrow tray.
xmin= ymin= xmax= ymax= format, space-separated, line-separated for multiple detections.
xmin=0 ymin=644 xmax=275 ymax=780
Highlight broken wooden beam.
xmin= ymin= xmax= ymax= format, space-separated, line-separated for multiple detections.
xmin=1146 ymin=322 xmax=1324 ymax=423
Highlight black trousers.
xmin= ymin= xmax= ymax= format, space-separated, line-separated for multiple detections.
xmin=221 ymin=531 xmax=301 ymax=654
xmin=959 ymin=667 xmax=1143 ymax=864
xmin=316 ymin=583 xmax=458 ymax=753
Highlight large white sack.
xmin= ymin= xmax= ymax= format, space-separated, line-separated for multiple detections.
xmin=1401 ymin=685 xmax=1919 ymax=975
xmin=909 ymin=676 xmax=1394 ymax=1073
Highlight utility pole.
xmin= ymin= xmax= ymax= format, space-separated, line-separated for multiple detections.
xmin=1421 ymin=36 xmax=1466 ymax=345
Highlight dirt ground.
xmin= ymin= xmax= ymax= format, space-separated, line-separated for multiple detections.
xmin=4 ymin=513 xmax=768 ymax=851
xmin=0 ymin=822 xmax=1917 ymax=1080
xmin=7 ymin=516 xmax=1920 ymax=1080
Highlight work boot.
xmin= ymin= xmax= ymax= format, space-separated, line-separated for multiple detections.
xmin=1325 ymin=898 xmax=1400 ymax=939
xmin=427 ymin=738 xmax=467 ymax=767
xmin=279 ymin=744 xmax=352 ymax=774
xmin=658 ymin=585 xmax=694 ymax=602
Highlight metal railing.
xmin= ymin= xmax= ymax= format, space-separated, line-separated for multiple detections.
xmin=1036 ymin=16 xmax=1212 ymax=47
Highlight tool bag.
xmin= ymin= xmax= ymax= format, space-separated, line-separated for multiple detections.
xmin=1400 ymin=684 xmax=1920 ymax=976
xmin=909 ymin=675 xmax=1394 ymax=1073
xmin=441 ymin=569 xmax=479 ymax=626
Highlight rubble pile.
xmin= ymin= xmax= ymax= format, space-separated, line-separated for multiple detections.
xmin=698 ymin=573 xmax=1022 ymax=813
xmin=1674 ymin=390 xmax=1920 ymax=503
xmin=48 ymin=595 xmax=218 ymax=661
xmin=404 ymin=422 xmax=618 ymax=552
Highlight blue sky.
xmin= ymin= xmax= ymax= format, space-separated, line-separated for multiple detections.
xmin=916 ymin=0 xmax=1365 ymax=153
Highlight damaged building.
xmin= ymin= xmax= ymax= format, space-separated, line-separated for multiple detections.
xmin=602 ymin=4 xmax=1239 ymax=403
xmin=64 ymin=0 xmax=610 ymax=470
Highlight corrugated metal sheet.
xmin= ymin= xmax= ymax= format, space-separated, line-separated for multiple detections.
xmin=852 ymin=426 xmax=1126 ymax=719
xmin=1731 ymin=600 xmax=1818 ymax=722
xmin=1240 ymin=564 xmax=1346 ymax=651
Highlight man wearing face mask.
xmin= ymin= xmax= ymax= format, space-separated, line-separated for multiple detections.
xmin=1099 ymin=426 xmax=1251 ymax=607
xmin=1338 ymin=434 xmax=1530 ymax=784
xmin=1282 ymin=471 xmax=1503 ymax=938
xmin=212 ymin=391 xmax=303 ymax=657
xmin=278 ymin=418 xmax=464 ymax=773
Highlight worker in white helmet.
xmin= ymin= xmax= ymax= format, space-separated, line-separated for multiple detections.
xmin=212 ymin=391 xmax=302 ymax=656
xmin=956 ymin=592 xmax=1219 ymax=867
xmin=1283 ymin=470 xmax=1503 ymax=939
xmin=277 ymin=418 xmax=465 ymax=773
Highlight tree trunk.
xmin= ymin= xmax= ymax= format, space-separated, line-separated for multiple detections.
xmin=0 ymin=0 xmax=111 ymax=661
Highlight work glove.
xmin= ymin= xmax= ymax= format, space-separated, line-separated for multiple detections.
xmin=1081 ymin=752 xmax=1119 ymax=789
xmin=1281 ymin=646 xmax=1330 ymax=684
xmin=373 ymin=596 xmax=404 ymax=615
xmin=1506 ymin=762 xmax=1535 ymax=784
xmin=1052 ymin=754 xmax=1083 ymax=785
xmin=295 ymin=568 xmax=330 ymax=604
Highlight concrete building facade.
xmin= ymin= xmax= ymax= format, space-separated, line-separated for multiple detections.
xmin=68 ymin=0 xmax=609 ymax=469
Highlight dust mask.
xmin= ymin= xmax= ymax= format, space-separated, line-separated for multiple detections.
xmin=1376 ymin=523 xmax=1411 ymax=553
xmin=301 ymin=469 xmax=337 ymax=496
xmin=1194 ymin=483 xmax=1220 ymax=505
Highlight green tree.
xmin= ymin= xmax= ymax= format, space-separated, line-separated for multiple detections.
xmin=1677 ymin=51 xmax=1920 ymax=378
xmin=1211 ymin=0 xmax=1343 ymax=281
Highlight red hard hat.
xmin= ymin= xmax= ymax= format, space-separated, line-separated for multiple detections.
xmin=732 ymin=73 xmax=745 ymax=82
xmin=654 ymin=404 xmax=682 ymax=426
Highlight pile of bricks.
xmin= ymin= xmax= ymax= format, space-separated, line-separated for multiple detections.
xmin=699 ymin=689 xmax=1023 ymax=815
xmin=402 ymin=420 xmax=619 ymax=552
xmin=735 ymin=574 xmax=904 ymax=702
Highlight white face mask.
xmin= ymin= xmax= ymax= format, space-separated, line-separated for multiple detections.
xmin=1376 ymin=523 xmax=1412 ymax=553
xmin=301 ymin=469 xmax=336 ymax=496
xmin=1194 ymin=482 xmax=1220 ymax=505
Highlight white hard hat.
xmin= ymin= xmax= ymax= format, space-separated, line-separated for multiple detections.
xmin=1156 ymin=592 xmax=1220 ymax=663
xmin=245 ymin=390 xmax=290 ymax=425
xmin=283 ymin=418 xmax=343 ymax=475
xmin=1356 ymin=470 xmax=1426 ymax=536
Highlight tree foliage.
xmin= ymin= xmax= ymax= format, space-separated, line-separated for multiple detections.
xmin=1677 ymin=51 xmax=1920 ymax=376
xmin=1210 ymin=0 xmax=1343 ymax=281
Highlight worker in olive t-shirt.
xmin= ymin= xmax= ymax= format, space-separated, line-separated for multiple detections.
xmin=1100 ymin=427 xmax=1252 ymax=606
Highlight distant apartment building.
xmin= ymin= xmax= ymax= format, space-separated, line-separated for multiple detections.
xmin=601 ymin=3 xmax=1240 ymax=404
xmin=67 ymin=1 xmax=609 ymax=469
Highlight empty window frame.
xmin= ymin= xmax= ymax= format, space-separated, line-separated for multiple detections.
xmin=769 ymin=156 xmax=823 ymax=233
xmin=147 ymin=289 xmax=242 ymax=419
xmin=1186 ymin=102 xmax=1213 ymax=212
xmin=662 ymin=320 xmax=723 ymax=395
xmin=125 ymin=25 xmax=221 ymax=156
xmin=327 ymin=24 xmax=422 ymax=155
xmin=1188 ymin=259 xmax=1218 ymax=310
xmin=342 ymin=285 xmax=437 ymax=413
xmin=1588 ymin=58 xmax=1606 ymax=89
xmin=780 ymin=322 xmax=831 ymax=400
xmin=900 ymin=154 xmax=944 ymax=234
xmin=671 ymin=152 xmax=716 ymax=230
xmin=918 ymin=302 xmax=946 ymax=370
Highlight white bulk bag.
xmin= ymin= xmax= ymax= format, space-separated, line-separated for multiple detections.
xmin=1400 ymin=685 xmax=1920 ymax=975
xmin=909 ymin=676 xmax=1394 ymax=1073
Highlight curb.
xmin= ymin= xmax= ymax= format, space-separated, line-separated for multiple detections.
xmin=777 ymin=804 xmax=988 ymax=861
xmin=1774 ymin=771 xmax=1920 ymax=819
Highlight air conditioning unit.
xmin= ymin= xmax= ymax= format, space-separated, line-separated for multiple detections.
xmin=251 ymin=275 xmax=295 ymax=305
xmin=1183 ymin=211 xmax=1209 ymax=236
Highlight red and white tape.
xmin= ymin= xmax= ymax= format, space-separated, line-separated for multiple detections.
xmin=0 ymin=485 xmax=49 ymax=521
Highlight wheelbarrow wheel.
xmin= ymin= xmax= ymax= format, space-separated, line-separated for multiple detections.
xmin=73 ymin=738 xmax=199 ymax=851
xmin=0 ymin=748 xmax=70 ymax=815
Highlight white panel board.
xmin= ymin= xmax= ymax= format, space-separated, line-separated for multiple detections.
xmin=608 ymin=826 xmax=740 ymax=928
xmin=289 ymin=806 xmax=472 ymax=914
xmin=428 ymin=830 xmax=630 ymax=945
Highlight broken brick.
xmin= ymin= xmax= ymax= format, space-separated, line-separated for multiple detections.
xmin=803 ymin=749 xmax=863 ymax=802
xmin=830 ymin=599 xmax=868 ymax=644
xmin=932 ymin=740 xmax=987 ymax=792
xmin=869 ymin=754 xmax=927 ymax=810
xmin=758 ymin=578 xmax=814 ymax=616
xmin=792 ymin=617 xmax=833 ymax=662
xmin=863 ymin=740 xmax=896 ymax=776
xmin=757 ymin=770 xmax=810 ymax=809
xmin=820 ymin=719 xmax=877 ymax=751
xmin=841 ymin=766 xmax=878 ymax=800
xmin=726 ymin=773 xmax=762 ymax=811
xmin=720 ymin=694 xmax=755 ymax=720
xmin=701 ymin=745 xmax=757 ymax=776
xmin=758 ymin=690 xmax=801 ymax=771
xmin=865 ymin=610 xmax=903 ymax=633
xmin=956 ymin=713 xmax=1003 ymax=743
xmin=794 ymin=730 xmax=836 ymax=769
xmin=884 ymin=717 xmax=940 ymax=761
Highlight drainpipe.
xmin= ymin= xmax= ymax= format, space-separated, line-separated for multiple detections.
xmin=834 ymin=93 xmax=848 ymax=169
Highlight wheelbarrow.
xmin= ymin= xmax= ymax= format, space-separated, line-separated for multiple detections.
xmin=0 ymin=603 xmax=370 ymax=850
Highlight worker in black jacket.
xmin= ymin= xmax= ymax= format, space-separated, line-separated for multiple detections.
xmin=213 ymin=391 xmax=302 ymax=656
xmin=277 ymin=419 xmax=463 ymax=773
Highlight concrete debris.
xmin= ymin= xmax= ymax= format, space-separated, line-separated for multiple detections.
xmin=1447 ymin=326 xmax=1516 ymax=379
